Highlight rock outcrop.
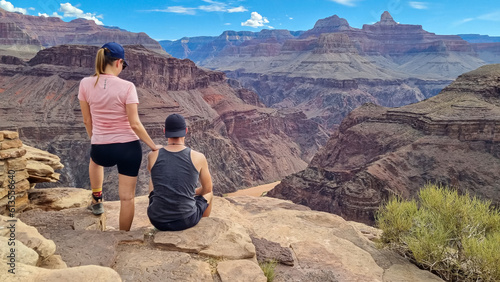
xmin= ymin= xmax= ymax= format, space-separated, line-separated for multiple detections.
xmin=0 ymin=8 xmax=165 ymax=58
xmin=0 ymin=45 xmax=327 ymax=198
xmin=0 ymin=131 xmax=64 ymax=215
xmin=2 ymin=187 xmax=443 ymax=281
xmin=269 ymin=64 xmax=500 ymax=225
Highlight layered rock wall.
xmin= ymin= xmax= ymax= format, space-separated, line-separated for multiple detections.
xmin=269 ymin=64 xmax=500 ymax=225
xmin=0 ymin=131 xmax=30 ymax=214
xmin=0 ymin=8 xmax=164 ymax=56
xmin=0 ymin=131 xmax=64 ymax=215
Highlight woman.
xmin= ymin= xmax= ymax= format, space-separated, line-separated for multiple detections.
xmin=78 ymin=42 xmax=158 ymax=231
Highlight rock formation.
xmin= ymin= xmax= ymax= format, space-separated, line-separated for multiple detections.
xmin=269 ymin=64 xmax=500 ymax=225
xmin=0 ymin=45 xmax=327 ymax=198
xmin=0 ymin=131 xmax=63 ymax=215
xmin=1 ymin=186 xmax=443 ymax=281
xmin=162 ymin=12 xmax=493 ymax=131
xmin=0 ymin=8 xmax=165 ymax=58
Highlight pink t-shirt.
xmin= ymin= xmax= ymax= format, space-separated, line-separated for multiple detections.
xmin=78 ymin=74 xmax=140 ymax=144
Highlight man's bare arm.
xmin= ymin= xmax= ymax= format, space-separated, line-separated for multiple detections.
xmin=195 ymin=154 xmax=212 ymax=196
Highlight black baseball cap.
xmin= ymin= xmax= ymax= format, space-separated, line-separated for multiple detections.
xmin=164 ymin=114 xmax=187 ymax=138
xmin=102 ymin=42 xmax=128 ymax=68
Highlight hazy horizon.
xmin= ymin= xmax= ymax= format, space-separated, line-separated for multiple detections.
xmin=2 ymin=0 xmax=499 ymax=41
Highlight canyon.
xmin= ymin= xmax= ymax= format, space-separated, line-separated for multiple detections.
xmin=0 ymin=44 xmax=327 ymax=199
xmin=269 ymin=64 xmax=500 ymax=225
xmin=162 ymin=12 xmax=500 ymax=131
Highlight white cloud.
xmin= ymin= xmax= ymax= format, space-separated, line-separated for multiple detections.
xmin=38 ymin=12 xmax=63 ymax=19
xmin=152 ymin=6 xmax=197 ymax=15
xmin=452 ymin=18 xmax=475 ymax=27
xmin=199 ymin=1 xmax=247 ymax=13
xmin=227 ymin=6 xmax=247 ymax=13
xmin=241 ymin=12 xmax=270 ymax=28
xmin=452 ymin=10 xmax=500 ymax=27
xmin=147 ymin=1 xmax=246 ymax=15
xmin=329 ymin=0 xmax=357 ymax=7
xmin=409 ymin=2 xmax=428 ymax=10
xmin=477 ymin=11 xmax=500 ymax=21
xmin=224 ymin=23 xmax=231 ymax=25
xmin=0 ymin=0 xmax=27 ymax=14
xmin=199 ymin=0 xmax=225 ymax=12
xmin=59 ymin=3 xmax=103 ymax=25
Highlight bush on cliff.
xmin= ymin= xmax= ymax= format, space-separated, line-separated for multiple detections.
xmin=376 ymin=184 xmax=500 ymax=282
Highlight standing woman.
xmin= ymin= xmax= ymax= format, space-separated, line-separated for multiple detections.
xmin=78 ymin=42 xmax=158 ymax=231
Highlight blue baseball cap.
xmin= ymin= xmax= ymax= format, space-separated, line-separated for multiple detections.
xmin=102 ymin=42 xmax=128 ymax=68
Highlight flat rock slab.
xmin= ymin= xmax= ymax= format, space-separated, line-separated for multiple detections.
xmin=383 ymin=264 xmax=444 ymax=282
xmin=0 ymin=263 xmax=121 ymax=282
xmin=154 ymin=217 xmax=256 ymax=260
xmin=113 ymin=245 xmax=212 ymax=282
xmin=217 ymin=259 xmax=267 ymax=282
xmin=18 ymin=207 xmax=105 ymax=236
xmin=292 ymin=240 xmax=384 ymax=282
xmin=28 ymin=187 xmax=91 ymax=211
xmin=49 ymin=230 xmax=118 ymax=267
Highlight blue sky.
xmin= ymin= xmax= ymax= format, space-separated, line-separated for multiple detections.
xmin=2 ymin=0 xmax=499 ymax=41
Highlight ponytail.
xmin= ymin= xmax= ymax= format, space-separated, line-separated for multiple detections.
xmin=93 ymin=48 xmax=118 ymax=87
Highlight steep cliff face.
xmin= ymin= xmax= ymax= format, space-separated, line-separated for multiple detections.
xmin=0 ymin=8 xmax=164 ymax=58
xmin=269 ymin=64 xmax=500 ymax=225
xmin=0 ymin=45 xmax=327 ymax=198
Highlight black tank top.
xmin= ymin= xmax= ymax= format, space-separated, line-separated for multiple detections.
xmin=148 ymin=148 xmax=199 ymax=222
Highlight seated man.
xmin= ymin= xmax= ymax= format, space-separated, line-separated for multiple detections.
xmin=147 ymin=114 xmax=213 ymax=231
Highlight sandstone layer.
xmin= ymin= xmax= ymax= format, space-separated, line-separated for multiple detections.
xmin=0 ymin=45 xmax=327 ymax=198
xmin=2 ymin=187 xmax=443 ymax=282
xmin=269 ymin=64 xmax=500 ymax=225
xmin=0 ymin=131 xmax=64 ymax=214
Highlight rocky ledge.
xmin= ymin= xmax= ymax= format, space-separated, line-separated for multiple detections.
xmin=1 ymin=188 xmax=442 ymax=281
xmin=269 ymin=64 xmax=500 ymax=225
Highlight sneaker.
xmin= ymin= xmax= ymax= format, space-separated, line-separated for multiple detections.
xmin=88 ymin=195 xmax=104 ymax=215
xmin=89 ymin=202 xmax=104 ymax=215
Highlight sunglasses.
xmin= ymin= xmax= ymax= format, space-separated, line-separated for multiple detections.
xmin=121 ymin=59 xmax=128 ymax=70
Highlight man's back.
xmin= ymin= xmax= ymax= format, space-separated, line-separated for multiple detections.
xmin=147 ymin=113 xmax=213 ymax=231
xmin=148 ymin=147 xmax=199 ymax=222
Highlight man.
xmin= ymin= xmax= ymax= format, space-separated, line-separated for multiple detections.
xmin=147 ymin=113 xmax=213 ymax=231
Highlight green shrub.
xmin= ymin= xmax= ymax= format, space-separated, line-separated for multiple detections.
xmin=376 ymin=184 xmax=500 ymax=281
xmin=259 ymin=260 xmax=278 ymax=282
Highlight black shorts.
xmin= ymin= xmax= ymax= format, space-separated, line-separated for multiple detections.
xmin=90 ymin=140 xmax=142 ymax=177
xmin=148 ymin=191 xmax=209 ymax=231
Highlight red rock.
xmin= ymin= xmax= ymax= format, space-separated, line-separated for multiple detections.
xmin=269 ymin=64 xmax=500 ymax=225
xmin=0 ymin=7 xmax=164 ymax=56
xmin=0 ymin=45 xmax=327 ymax=197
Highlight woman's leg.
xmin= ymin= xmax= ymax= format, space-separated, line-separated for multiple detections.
xmin=118 ymin=174 xmax=137 ymax=231
xmin=89 ymin=158 xmax=104 ymax=200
